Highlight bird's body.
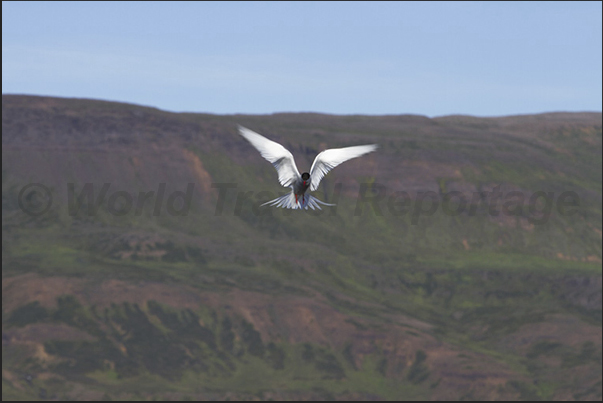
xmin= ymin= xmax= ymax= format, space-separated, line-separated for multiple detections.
xmin=238 ymin=126 xmax=377 ymax=210
xmin=292 ymin=176 xmax=310 ymax=203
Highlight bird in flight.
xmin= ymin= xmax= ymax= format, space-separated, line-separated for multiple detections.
xmin=238 ymin=126 xmax=377 ymax=210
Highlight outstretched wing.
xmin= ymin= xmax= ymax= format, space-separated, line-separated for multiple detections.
xmin=238 ymin=126 xmax=301 ymax=187
xmin=309 ymin=144 xmax=378 ymax=191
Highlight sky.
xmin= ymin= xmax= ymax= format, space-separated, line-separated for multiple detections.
xmin=2 ymin=1 xmax=602 ymax=117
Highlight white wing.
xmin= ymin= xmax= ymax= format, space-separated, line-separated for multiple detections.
xmin=238 ymin=126 xmax=301 ymax=187
xmin=309 ymin=144 xmax=378 ymax=191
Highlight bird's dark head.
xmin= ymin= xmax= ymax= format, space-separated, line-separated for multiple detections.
xmin=301 ymin=172 xmax=310 ymax=185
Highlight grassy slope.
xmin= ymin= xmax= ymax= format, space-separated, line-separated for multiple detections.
xmin=2 ymin=95 xmax=602 ymax=400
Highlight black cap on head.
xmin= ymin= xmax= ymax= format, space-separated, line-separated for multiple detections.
xmin=301 ymin=172 xmax=310 ymax=180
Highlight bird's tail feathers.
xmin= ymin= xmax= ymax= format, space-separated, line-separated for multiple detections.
xmin=261 ymin=192 xmax=334 ymax=210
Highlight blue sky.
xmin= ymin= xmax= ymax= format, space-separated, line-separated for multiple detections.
xmin=2 ymin=1 xmax=602 ymax=116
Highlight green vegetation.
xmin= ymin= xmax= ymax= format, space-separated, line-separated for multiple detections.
xmin=2 ymin=96 xmax=601 ymax=400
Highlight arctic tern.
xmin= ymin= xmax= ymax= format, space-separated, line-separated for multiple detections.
xmin=238 ymin=126 xmax=378 ymax=210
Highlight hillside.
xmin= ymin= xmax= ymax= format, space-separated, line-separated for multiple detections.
xmin=2 ymin=95 xmax=602 ymax=400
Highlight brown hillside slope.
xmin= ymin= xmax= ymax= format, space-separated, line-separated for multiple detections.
xmin=2 ymin=95 xmax=601 ymax=400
